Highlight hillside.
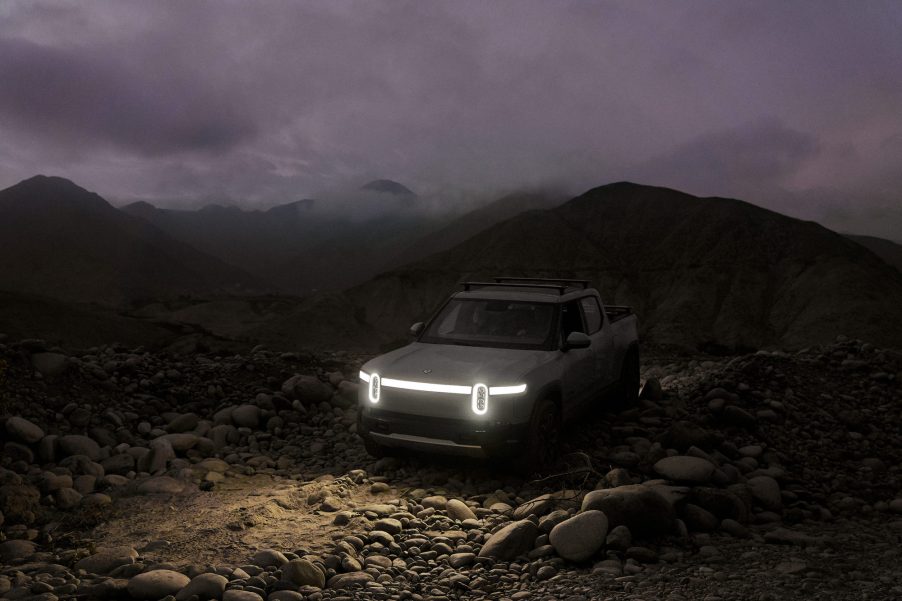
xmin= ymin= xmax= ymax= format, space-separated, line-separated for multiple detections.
xmin=847 ymin=233 xmax=902 ymax=273
xmin=0 ymin=176 xmax=259 ymax=306
xmin=262 ymin=182 xmax=902 ymax=351
xmin=122 ymin=180 xmax=438 ymax=294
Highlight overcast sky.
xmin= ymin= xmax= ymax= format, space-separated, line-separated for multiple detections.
xmin=1 ymin=1 xmax=901 ymax=239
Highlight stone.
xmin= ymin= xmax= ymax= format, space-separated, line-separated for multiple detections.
xmin=605 ymin=525 xmax=632 ymax=550
xmin=477 ymin=519 xmax=540 ymax=561
xmin=127 ymin=569 xmax=190 ymax=599
xmin=100 ymin=453 xmax=135 ymax=475
xmin=681 ymin=503 xmax=718 ymax=532
xmin=5 ymin=417 xmax=44 ymax=444
xmin=175 ymin=573 xmax=228 ymax=600
xmin=58 ymin=435 xmax=101 ymax=461
xmin=549 ymin=510 xmax=608 ymax=562
xmin=54 ymin=487 xmax=83 ymax=509
xmin=722 ymin=405 xmax=756 ymax=427
xmin=142 ymin=438 xmax=176 ymax=473
xmin=75 ymin=547 xmax=138 ymax=575
xmin=327 ymin=572 xmax=374 ymax=589
xmin=167 ymin=413 xmax=200 ymax=433
xmin=654 ymin=456 xmax=715 ymax=483
xmin=232 ymin=404 xmax=261 ymax=428
xmin=223 ymin=591 xmax=264 ymax=601
xmin=0 ymin=539 xmax=36 ymax=562
xmin=281 ymin=559 xmax=325 ymax=588
xmin=581 ymin=485 xmax=676 ymax=538
xmin=446 ymin=499 xmax=477 ymax=521
xmin=639 ymin=376 xmax=663 ymax=400
xmin=421 ymin=495 xmax=447 ymax=509
xmin=513 ymin=493 xmax=555 ymax=519
xmin=373 ymin=518 xmax=402 ymax=535
xmin=448 ymin=552 xmax=476 ymax=568
xmin=269 ymin=592 xmax=304 ymax=601
xmin=664 ymin=421 xmax=713 ymax=451
xmin=763 ymin=528 xmax=825 ymax=546
xmin=158 ymin=433 xmax=200 ymax=452
xmin=282 ymin=374 xmax=333 ymax=405
xmin=252 ymin=548 xmax=288 ymax=567
xmin=690 ymin=487 xmax=749 ymax=523
xmin=747 ymin=475 xmax=782 ymax=512
xmin=31 ymin=352 xmax=68 ymax=377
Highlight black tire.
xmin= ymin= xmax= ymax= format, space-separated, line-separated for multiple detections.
xmin=516 ymin=398 xmax=561 ymax=475
xmin=362 ymin=435 xmax=388 ymax=458
xmin=616 ymin=349 xmax=640 ymax=407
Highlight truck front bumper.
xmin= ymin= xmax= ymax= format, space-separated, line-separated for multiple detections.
xmin=357 ymin=407 xmax=528 ymax=458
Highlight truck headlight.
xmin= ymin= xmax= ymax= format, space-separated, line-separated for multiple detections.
xmin=368 ymin=373 xmax=381 ymax=404
xmin=472 ymin=383 xmax=488 ymax=415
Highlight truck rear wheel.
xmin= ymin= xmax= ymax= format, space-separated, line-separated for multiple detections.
xmin=616 ymin=349 xmax=640 ymax=407
xmin=516 ymin=398 xmax=561 ymax=475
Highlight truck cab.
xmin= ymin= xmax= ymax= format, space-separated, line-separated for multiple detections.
xmin=357 ymin=277 xmax=640 ymax=472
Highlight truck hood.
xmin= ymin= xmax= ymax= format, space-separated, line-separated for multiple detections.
xmin=361 ymin=342 xmax=549 ymax=386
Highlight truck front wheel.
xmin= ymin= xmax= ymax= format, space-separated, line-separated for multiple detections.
xmin=516 ymin=398 xmax=561 ymax=475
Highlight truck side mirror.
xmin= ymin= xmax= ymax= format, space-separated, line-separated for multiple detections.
xmin=563 ymin=331 xmax=591 ymax=351
xmin=409 ymin=322 xmax=425 ymax=337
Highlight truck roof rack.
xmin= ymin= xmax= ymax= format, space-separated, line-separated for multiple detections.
xmin=493 ymin=277 xmax=590 ymax=289
xmin=460 ymin=280 xmax=582 ymax=295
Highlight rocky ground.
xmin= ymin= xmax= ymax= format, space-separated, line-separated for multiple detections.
xmin=0 ymin=333 xmax=901 ymax=601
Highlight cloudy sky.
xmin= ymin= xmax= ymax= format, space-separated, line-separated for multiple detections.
xmin=1 ymin=1 xmax=901 ymax=238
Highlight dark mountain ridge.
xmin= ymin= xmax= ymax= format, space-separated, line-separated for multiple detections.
xmin=0 ymin=175 xmax=259 ymax=306
xmin=258 ymin=182 xmax=902 ymax=351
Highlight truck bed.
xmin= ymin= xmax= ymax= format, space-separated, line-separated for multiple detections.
xmin=605 ymin=305 xmax=633 ymax=323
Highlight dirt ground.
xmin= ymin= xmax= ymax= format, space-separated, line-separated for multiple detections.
xmin=86 ymin=474 xmax=391 ymax=568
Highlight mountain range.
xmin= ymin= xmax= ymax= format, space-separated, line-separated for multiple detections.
xmin=1 ymin=175 xmax=901 ymax=352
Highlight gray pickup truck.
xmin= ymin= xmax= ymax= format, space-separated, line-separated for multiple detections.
xmin=357 ymin=277 xmax=639 ymax=471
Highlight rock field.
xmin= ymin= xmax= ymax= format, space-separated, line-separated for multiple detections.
xmin=1 ymin=333 xmax=901 ymax=600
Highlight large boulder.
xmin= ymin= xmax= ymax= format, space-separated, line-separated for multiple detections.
xmin=281 ymin=558 xmax=325 ymax=588
xmin=689 ymin=487 xmax=749 ymax=523
xmin=446 ymin=499 xmax=477 ymax=521
xmin=327 ymin=572 xmax=374 ymax=589
xmin=281 ymin=374 xmax=333 ymax=405
xmin=549 ymin=510 xmax=608 ymax=562
xmin=581 ymin=485 xmax=675 ymax=539
xmin=654 ymin=456 xmax=715 ymax=483
xmin=175 ymin=572 xmax=228 ymax=600
xmin=477 ymin=519 xmax=539 ymax=560
xmin=127 ymin=569 xmax=190 ymax=599
xmin=5 ymin=417 xmax=44 ymax=444
xmin=31 ymin=352 xmax=69 ymax=378
xmin=58 ymin=435 xmax=101 ymax=461
xmin=231 ymin=405 xmax=261 ymax=428
xmin=747 ymin=475 xmax=782 ymax=512
xmin=75 ymin=546 xmax=138 ymax=575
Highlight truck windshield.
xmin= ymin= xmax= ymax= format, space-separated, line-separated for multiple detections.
xmin=420 ymin=299 xmax=557 ymax=349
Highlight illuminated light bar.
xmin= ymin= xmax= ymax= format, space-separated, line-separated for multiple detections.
xmin=472 ymin=383 xmax=488 ymax=415
xmin=489 ymin=384 xmax=527 ymax=395
xmin=380 ymin=378 xmax=472 ymax=395
xmin=359 ymin=371 xmax=371 ymax=383
xmin=368 ymin=374 xmax=381 ymax=403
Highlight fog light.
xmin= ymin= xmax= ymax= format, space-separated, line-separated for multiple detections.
xmin=472 ymin=383 xmax=488 ymax=415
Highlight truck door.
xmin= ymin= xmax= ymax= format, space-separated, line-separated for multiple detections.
xmin=559 ymin=300 xmax=595 ymax=419
xmin=580 ymin=296 xmax=615 ymax=394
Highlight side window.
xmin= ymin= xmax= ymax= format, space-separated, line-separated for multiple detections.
xmin=436 ymin=302 xmax=462 ymax=335
xmin=580 ymin=297 xmax=602 ymax=334
xmin=560 ymin=300 xmax=586 ymax=340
